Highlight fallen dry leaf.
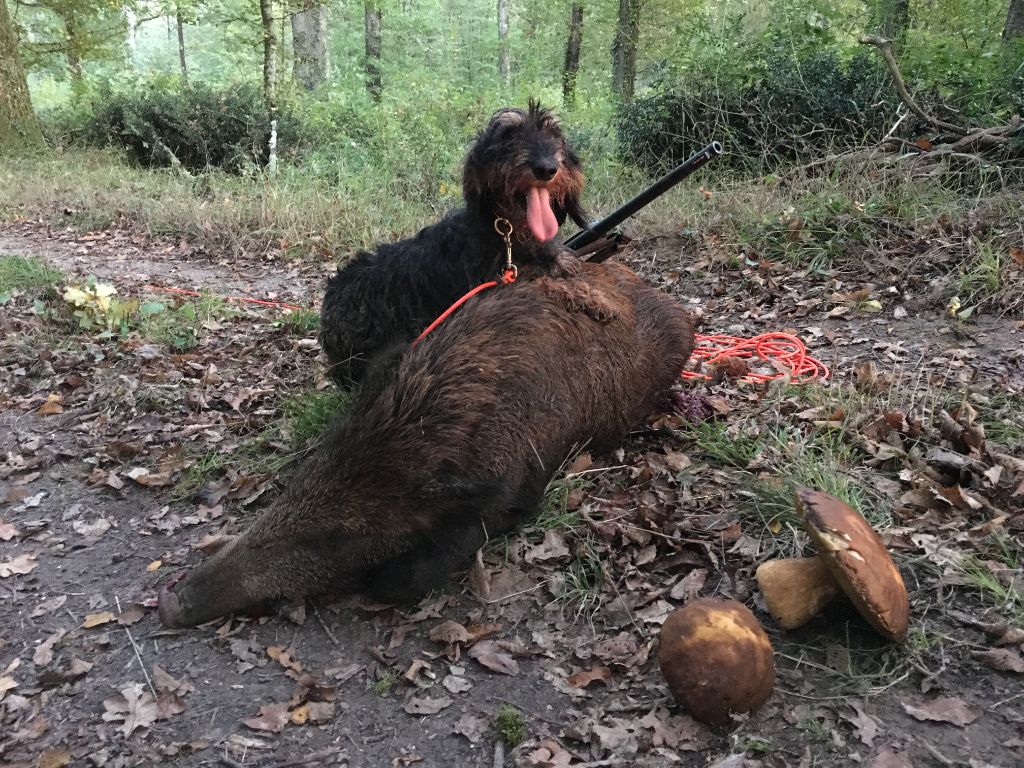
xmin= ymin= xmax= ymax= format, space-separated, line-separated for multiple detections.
xmin=524 ymin=530 xmax=571 ymax=564
xmin=467 ymin=640 xmax=519 ymax=676
xmin=33 ymin=629 xmax=67 ymax=666
xmin=403 ymin=694 xmax=453 ymax=715
xmin=82 ymin=611 xmax=116 ymax=628
xmin=0 ymin=520 xmax=19 ymax=541
xmin=974 ymin=648 xmax=1024 ymax=674
xmin=670 ymin=568 xmax=708 ymax=601
xmin=452 ymin=712 xmax=489 ymax=743
xmin=35 ymin=394 xmax=64 ymax=416
xmin=117 ymin=605 xmax=146 ymax=625
xmin=429 ymin=620 xmax=472 ymax=645
xmin=267 ymin=645 xmax=303 ymax=676
xmin=843 ymin=703 xmax=882 ymax=747
xmin=153 ymin=665 xmax=194 ymax=695
xmin=0 ymin=553 xmax=38 ymax=578
xmin=441 ymin=674 xmax=473 ymax=693
xmin=566 ymin=665 xmax=612 ymax=689
xmin=901 ymin=696 xmax=977 ymax=727
xmin=243 ymin=703 xmax=290 ymax=733
xmin=869 ymin=745 xmax=914 ymax=768
xmin=36 ymin=747 xmax=71 ymax=768
xmin=102 ymin=683 xmax=162 ymax=737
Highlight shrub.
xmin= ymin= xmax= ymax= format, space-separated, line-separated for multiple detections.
xmin=618 ymin=50 xmax=900 ymax=174
xmin=78 ymin=81 xmax=273 ymax=172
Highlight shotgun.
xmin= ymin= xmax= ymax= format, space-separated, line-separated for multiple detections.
xmin=566 ymin=141 xmax=724 ymax=262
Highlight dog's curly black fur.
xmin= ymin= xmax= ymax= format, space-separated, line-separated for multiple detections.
xmin=319 ymin=100 xmax=588 ymax=385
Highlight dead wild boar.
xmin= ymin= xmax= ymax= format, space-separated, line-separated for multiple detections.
xmin=158 ymin=261 xmax=694 ymax=628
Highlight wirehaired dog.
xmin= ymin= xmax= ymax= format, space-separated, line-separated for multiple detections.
xmin=319 ymin=100 xmax=588 ymax=385
xmin=158 ymin=262 xmax=694 ymax=627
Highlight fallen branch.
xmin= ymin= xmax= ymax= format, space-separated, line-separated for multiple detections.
xmin=859 ymin=35 xmax=968 ymax=137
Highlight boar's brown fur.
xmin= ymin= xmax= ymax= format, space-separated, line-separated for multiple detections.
xmin=158 ymin=262 xmax=694 ymax=628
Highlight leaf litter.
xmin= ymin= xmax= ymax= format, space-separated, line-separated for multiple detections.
xmin=0 ymin=223 xmax=1022 ymax=766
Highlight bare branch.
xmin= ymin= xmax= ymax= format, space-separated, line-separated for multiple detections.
xmin=859 ymin=34 xmax=969 ymax=137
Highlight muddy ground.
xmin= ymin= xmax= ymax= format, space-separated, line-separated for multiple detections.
xmin=1 ymin=219 xmax=1023 ymax=768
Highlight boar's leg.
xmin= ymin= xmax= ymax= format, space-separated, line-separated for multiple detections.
xmin=367 ymin=478 xmax=548 ymax=604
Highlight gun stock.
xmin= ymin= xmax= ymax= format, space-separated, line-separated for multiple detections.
xmin=565 ymin=141 xmax=723 ymax=254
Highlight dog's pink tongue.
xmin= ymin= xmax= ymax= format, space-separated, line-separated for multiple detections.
xmin=526 ymin=186 xmax=559 ymax=242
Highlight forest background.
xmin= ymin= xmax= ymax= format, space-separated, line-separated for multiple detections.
xmin=1 ymin=0 xmax=1022 ymax=259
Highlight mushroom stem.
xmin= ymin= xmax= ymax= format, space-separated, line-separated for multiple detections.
xmin=755 ymin=556 xmax=841 ymax=630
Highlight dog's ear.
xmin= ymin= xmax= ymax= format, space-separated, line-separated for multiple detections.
xmin=555 ymin=147 xmax=588 ymax=229
xmin=491 ymin=108 xmax=526 ymax=129
xmin=462 ymin=141 xmax=485 ymax=207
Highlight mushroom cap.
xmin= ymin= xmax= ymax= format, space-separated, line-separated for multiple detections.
xmin=657 ymin=598 xmax=775 ymax=726
xmin=795 ymin=488 xmax=909 ymax=642
xmin=755 ymin=556 xmax=841 ymax=630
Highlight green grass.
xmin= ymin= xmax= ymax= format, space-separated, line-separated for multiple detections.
xmin=493 ymin=705 xmax=527 ymax=747
xmin=957 ymin=532 xmax=1024 ymax=623
xmin=372 ymin=670 xmax=399 ymax=697
xmin=973 ymin=392 xmax=1024 ymax=450
xmin=954 ymin=240 xmax=1007 ymax=311
xmin=281 ymin=388 xmax=354 ymax=444
xmin=0 ymin=255 xmax=62 ymax=297
xmin=174 ymin=387 xmax=354 ymax=501
xmin=684 ymin=418 xmax=891 ymax=556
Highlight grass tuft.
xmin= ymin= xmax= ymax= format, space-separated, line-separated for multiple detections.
xmin=494 ymin=704 xmax=527 ymax=746
xmin=0 ymin=255 xmax=63 ymax=296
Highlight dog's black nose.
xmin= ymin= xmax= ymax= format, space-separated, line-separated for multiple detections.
xmin=531 ymin=159 xmax=558 ymax=181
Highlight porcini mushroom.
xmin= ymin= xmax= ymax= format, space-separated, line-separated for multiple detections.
xmin=755 ymin=488 xmax=909 ymax=642
xmin=754 ymin=556 xmax=841 ymax=629
xmin=658 ymin=598 xmax=775 ymax=727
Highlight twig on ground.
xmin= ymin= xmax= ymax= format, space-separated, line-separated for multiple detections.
xmin=124 ymin=626 xmax=157 ymax=697
xmin=312 ymin=604 xmax=339 ymax=645
xmin=493 ymin=741 xmax=505 ymax=768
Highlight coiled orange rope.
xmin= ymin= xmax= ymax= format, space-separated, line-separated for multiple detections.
xmin=682 ymin=331 xmax=829 ymax=384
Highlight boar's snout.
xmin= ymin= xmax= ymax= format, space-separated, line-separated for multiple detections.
xmin=157 ymin=582 xmax=187 ymax=628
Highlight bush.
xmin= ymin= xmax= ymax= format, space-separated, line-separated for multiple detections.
xmin=618 ymin=50 xmax=898 ymax=174
xmin=75 ymin=81 xmax=273 ymax=172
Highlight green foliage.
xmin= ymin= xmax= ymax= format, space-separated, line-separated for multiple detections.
xmin=72 ymin=80 xmax=272 ymax=171
xmin=494 ymin=705 xmax=527 ymax=746
xmin=282 ymin=388 xmax=353 ymax=445
xmin=618 ymin=49 xmax=896 ymax=173
xmin=0 ymin=255 xmax=62 ymax=301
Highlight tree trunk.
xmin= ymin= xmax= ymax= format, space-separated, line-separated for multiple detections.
xmin=259 ymin=0 xmax=278 ymax=174
xmin=364 ymin=0 xmax=382 ymax=101
xmin=59 ymin=9 xmax=83 ymax=82
xmin=292 ymin=0 xmax=330 ymax=91
xmin=876 ymin=0 xmax=910 ymax=47
xmin=259 ymin=0 xmax=277 ymax=111
xmin=1005 ymin=0 xmax=1024 ymax=40
xmin=562 ymin=2 xmax=583 ymax=108
xmin=0 ymin=0 xmax=44 ymax=153
xmin=176 ymin=7 xmax=189 ymax=84
xmin=497 ymin=0 xmax=510 ymax=86
xmin=611 ymin=0 xmax=640 ymax=103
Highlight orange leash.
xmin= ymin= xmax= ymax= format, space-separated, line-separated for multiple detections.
xmin=682 ymin=331 xmax=829 ymax=384
xmin=411 ymin=268 xmax=517 ymax=347
xmin=143 ymin=284 xmax=303 ymax=311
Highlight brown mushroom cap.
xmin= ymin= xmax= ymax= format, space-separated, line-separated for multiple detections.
xmin=755 ymin=557 xmax=841 ymax=629
xmin=658 ymin=598 xmax=775 ymax=727
xmin=795 ymin=488 xmax=909 ymax=642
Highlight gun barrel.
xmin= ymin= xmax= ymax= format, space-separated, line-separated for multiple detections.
xmin=566 ymin=140 xmax=723 ymax=251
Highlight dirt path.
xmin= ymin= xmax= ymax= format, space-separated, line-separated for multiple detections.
xmin=2 ymin=227 xmax=1023 ymax=768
